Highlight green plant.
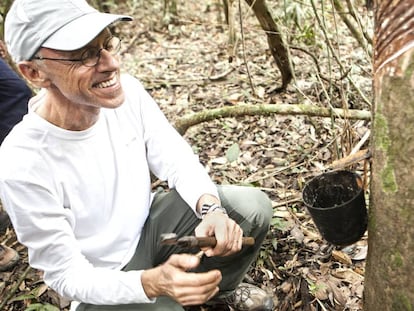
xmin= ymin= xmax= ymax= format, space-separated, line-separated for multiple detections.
xmin=0 ymin=0 xmax=14 ymax=40
xmin=25 ymin=303 xmax=60 ymax=311
xmin=225 ymin=143 xmax=240 ymax=163
xmin=9 ymin=285 xmax=59 ymax=311
xmin=271 ymin=216 xmax=288 ymax=231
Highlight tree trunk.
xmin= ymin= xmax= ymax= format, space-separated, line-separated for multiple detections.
xmin=244 ymin=0 xmax=292 ymax=92
xmin=223 ymin=0 xmax=236 ymax=61
xmin=163 ymin=0 xmax=178 ymax=25
xmin=364 ymin=1 xmax=414 ymax=310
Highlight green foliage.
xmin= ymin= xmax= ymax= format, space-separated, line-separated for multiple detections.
xmin=295 ymin=25 xmax=316 ymax=46
xmin=9 ymin=285 xmax=59 ymax=311
xmin=256 ymin=217 xmax=289 ymax=267
xmin=307 ymin=278 xmax=327 ymax=297
xmin=271 ymin=217 xmax=288 ymax=231
xmin=283 ymin=1 xmax=310 ymax=30
xmin=225 ymin=143 xmax=240 ymax=163
xmin=10 ymin=293 xmax=38 ymax=302
xmin=392 ymin=293 xmax=413 ymax=311
xmin=281 ymin=0 xmax=316 ymax=46
xmin=25 ymin=303 xmax=60 ymax=311
xmin=256 ymin=242 xmax=278 ymax=267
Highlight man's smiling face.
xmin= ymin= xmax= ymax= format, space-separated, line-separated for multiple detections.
xmin=35 ymin=29 xmax=125 ymax=110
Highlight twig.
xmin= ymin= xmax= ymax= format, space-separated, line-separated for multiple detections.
xmin=272 ymin=197 xmax=302 ymax=208
xmin=316 ymin=298 xmax=329 ymax=311
xmin=208 ymin=66 xmax=236 ymax=81
xmin=332 ymin=0 xmax=372 ymax=57
xmin=290 ymin=46 xmax=329 ymax=82
xmin=350 ymin=129 xmax=371 ymax=155
xmin=345 ymin=0 xmax=373 ymax=45
xmin=238 ymin=0 xmax=256 ymax=95
xmin=120 ymin=30 xmax=151 ymax=55
xmin=310 ymin=0 xmax=371 ymax=107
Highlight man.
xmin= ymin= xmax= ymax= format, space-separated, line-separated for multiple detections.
xmin=0 ymin=41 xmax=31 ymax=144
xmin=0 ymin=36 xmax=32 ymax=271
xmin=1 ymin=1 xmax=274 ymax=310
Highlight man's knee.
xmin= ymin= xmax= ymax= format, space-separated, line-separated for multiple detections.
xmin=218 ymin=185 xmax=272 ymax=229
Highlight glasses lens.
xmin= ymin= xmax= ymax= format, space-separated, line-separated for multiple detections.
xmin=80 ymin=37 xmax=122 ymax=66
xmin=81 ymin=47 xmax=100 ymax=67
xmin=105 ymin=37 xmax=121 ymax=55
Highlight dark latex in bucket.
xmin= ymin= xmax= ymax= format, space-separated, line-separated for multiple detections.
xmin=302 ymin=170 xmax=368 ymax=246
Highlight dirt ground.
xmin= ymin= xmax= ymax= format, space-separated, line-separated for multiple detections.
xmin=0 ymin=1 xmax=373 ymax=310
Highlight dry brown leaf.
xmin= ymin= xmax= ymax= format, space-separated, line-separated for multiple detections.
xmin=279 ymin=280 xmax=293 ymax=294
xmin=313 ymin=279 xmax=329 ymax=300
xmin=33 ymin=283 xmax=49 ymax=298
xmin=290 ymin=225 xmax=305 ymax=244
xmin=331 ymin=268 xmax=364 ymax=284
xmin=332 ymin=249 xmax=353 ymax=266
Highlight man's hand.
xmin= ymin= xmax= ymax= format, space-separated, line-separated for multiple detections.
xmin=195 ymin=211 xmax=243 ymax=257
xmin=141 ymin=253 xmax=221 ymax=306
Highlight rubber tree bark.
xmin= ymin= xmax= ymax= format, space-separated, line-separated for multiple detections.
xmin=364 ymin=1 xmax=414 ymax=310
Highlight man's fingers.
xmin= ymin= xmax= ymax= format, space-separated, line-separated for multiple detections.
xmin=161 ymin=255 xmax=222 ymax=306
xmin=179 ymin=288 xmax=220 ymax=306
xmin=211 ymin=218 xmax=243 ymax=256
xmin=168 ymin=253 xmax=200 ymax=271
xmin=195 ymin=211 xmax=245 ymax=257
xmin=172 ymin=277 xmax=220 ymax=306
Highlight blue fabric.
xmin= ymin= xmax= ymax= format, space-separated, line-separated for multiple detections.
xmin=0 ymin=58 xmax=31 ymax=144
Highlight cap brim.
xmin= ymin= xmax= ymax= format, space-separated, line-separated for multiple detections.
xmin=42 ymin=12 xmax=132 ymax=51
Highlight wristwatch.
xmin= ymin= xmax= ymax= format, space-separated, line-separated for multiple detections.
xmin=201 ymin=202 xmax=227 ymax=218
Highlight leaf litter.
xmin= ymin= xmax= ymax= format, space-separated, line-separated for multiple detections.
xmin=1 ymin=0 xmax=372 ymax=310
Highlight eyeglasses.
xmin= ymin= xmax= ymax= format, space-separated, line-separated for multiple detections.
xmin=32 ymin=36 xmax=122 ymax=67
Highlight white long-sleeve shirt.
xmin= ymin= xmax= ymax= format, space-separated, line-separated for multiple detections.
xmin=0 ymin=74 xmax=218 ymax=307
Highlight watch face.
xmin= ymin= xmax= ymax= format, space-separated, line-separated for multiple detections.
xmin=201 ymin=202 xmax=227 ymax=218
xmin=201 ymin=203 xmax=217 ymax=216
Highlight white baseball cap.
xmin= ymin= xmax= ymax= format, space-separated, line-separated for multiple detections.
xmin=5 ymin=0 xmax=132 ymax=62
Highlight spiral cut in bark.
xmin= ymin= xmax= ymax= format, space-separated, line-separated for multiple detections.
xmin=374 ymin=1 xmax=414 ymax=72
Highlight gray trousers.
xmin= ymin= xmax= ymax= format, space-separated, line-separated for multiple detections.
xmin=77 ymin=185 xmax=272 ymax=311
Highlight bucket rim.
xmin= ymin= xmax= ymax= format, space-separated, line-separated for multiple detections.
xmin=302 ymin=170 xmax=364 ymax=211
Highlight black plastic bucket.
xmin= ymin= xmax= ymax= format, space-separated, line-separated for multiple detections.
xmin=302 ymin=170 xmax=368 ymax=246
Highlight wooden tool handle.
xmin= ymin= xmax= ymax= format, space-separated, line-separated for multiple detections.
xmin=242 ymin=237 xmax=255 ymax=246
xmin=189 ymin=236 xmax=255 ymax=248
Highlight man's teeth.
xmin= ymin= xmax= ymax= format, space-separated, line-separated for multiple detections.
xmin=95 ymin=76 xmax=117 ymax=88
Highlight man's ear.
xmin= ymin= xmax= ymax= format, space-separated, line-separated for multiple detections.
xmin=18 ymin=61 xmax=51 ymax=88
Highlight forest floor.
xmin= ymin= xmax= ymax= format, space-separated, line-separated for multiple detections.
xmin=0 ymin=0 xmax=373 ymax=310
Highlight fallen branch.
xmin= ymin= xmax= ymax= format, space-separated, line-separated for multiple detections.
xmin=329 ymin=148 xmax=371 ymax=170
xmin=174 ymin=103 xmax=371 ymax=135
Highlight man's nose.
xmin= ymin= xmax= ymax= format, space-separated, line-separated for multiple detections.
xmin=96 ymin=48 xmax=119 ymax=69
